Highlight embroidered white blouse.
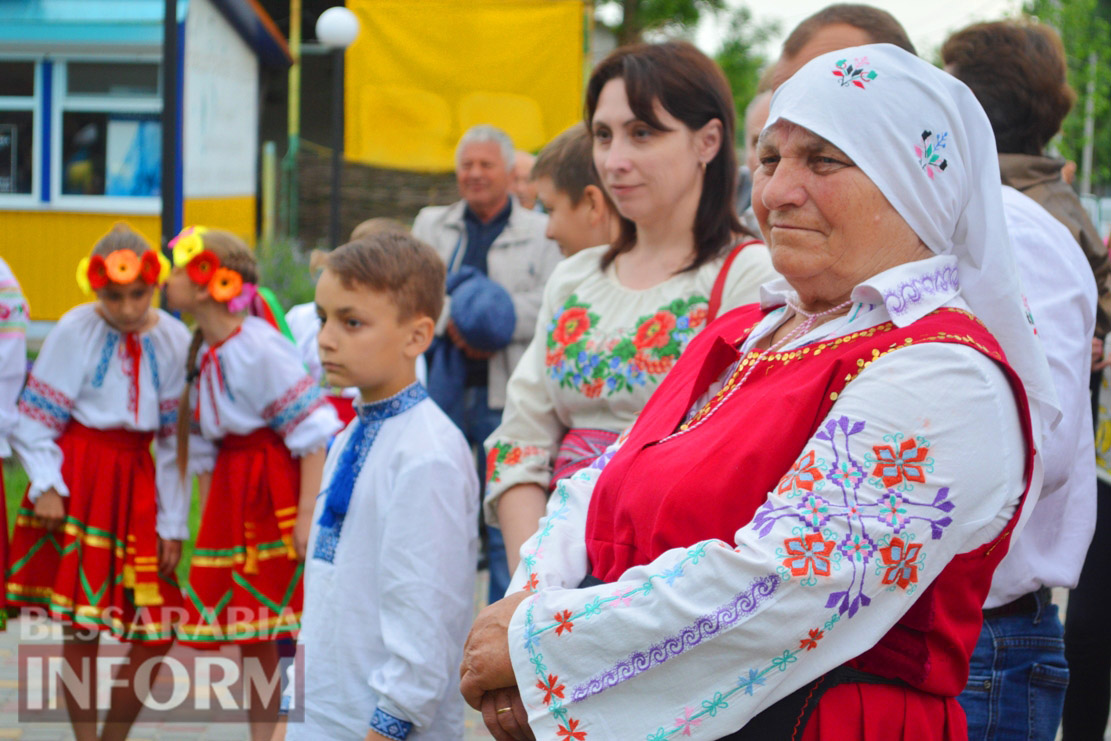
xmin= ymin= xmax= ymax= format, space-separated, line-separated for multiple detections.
xmin=186 ymin=316 xmax=340 ymax=471
xmin=505 ymin=255 xmax=1036 ymax=740
xmin=10 ymin=304 xmax=193 ymax=540
xmin=483 ymin=243 xmax=779 ymax=523
xmin=0 ymin=258 xmax=28 ymax=459
xmin=286 ymin=388 xmax=478 ymax=741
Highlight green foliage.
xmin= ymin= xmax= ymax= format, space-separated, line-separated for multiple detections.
xmin=255 ymin=238 xmax=319 ymax=313
xmin=598 ymin=0 xmax=728 ymax=44
xmin=716 ymin=7 xmax=780 ymax=130
xmin=1024 ymin=0 xmax=1111 ymax=189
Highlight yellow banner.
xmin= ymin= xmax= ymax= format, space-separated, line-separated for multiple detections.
xmin=345 ymin=0 xmax=585 ymax=172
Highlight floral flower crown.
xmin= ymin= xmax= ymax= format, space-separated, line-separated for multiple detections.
xmin=169 ymin=226 xmax=258 ymax=312
xmin=76 ymin=248 xmax=171 ymax=295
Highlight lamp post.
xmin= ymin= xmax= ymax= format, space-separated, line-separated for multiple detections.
xmin=316 ymin=7 xmax=360 ymax=248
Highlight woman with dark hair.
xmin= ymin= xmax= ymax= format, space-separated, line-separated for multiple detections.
xmin=484 ymin=42 xmax=777 ymax=571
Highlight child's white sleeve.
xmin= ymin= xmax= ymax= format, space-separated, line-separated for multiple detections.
xmin=368 ymin=453 xmax=479 ymax=735
xmin=152 ymin=340 xmax=192 ymax=541
xmin=0 ymin=264 xmax=28 ymax=457
xmin=246 ymin=330 xmax=340 ymax=456
xmin=10 ymin=317 xmax=86 ymax=501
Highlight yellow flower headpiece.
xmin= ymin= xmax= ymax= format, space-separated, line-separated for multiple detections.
xmin=170 ymin=226 xmax=209 ymax=268
xmin=75 ymin=249 xmax=171 ymax=296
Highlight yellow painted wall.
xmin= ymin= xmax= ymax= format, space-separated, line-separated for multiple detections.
xmin=183 ymin=196 xmax=256 ymax=246
xmin=1 ymin=211 xmax=162 ymax=321
xmin=1 ymin=196 xmax=256 ymax=321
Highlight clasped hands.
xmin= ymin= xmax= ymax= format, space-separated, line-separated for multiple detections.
xmin=460 ymin=590 xmax=535 ymax=741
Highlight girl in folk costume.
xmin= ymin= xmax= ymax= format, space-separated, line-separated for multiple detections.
xmin=164 ymin=227 xmax=339 ymax=740
xmin=6 ymin=223 xmax=192 ymax=741
xmin=0 ymin=257 xmax=28 ymax=632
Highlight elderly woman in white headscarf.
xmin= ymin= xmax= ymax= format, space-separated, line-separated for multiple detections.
xmin=459 ymin=44 xmax=1057 ymax=741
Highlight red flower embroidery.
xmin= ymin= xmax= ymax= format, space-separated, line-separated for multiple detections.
xmin=632 ymin=311 xmax=677 ymax=350
xmin=484 ymin=448 xmax=500 ymax=483
xmin=554 ymin=609 xmax=574 ymax=636
xmin=776 ymin=450 xmax=824 ymax=496
xmin=632 ymin=352 xmax=674 ymax=375
xmin=582 ymin=378 xmax=604 ymax=398
xmin=879 ymin=536 xmax=923 ymax=590
xmin=688 ymin=307 xmax=708 ymax=328
xmin=523 ymin=573 xmax=539 ymax=592
xmin=782 ymin=532 xmax=835 ymax=577
xmin=545 ymin=347 xmax=565 ymax=367
xmin=536 ymin=673 xmax=565 ymax=705
xmin=505 ymin=448 xmax=522 ymax=465
xmin=872 ymin=437 xmax=930 ymax=488
xmin=799 ymin=627 xmax=824 ymax=651
xmin=553 ymin=307 xmax=591 ymax=346
xmin=557 ymin=718 xmax=587 ymax=740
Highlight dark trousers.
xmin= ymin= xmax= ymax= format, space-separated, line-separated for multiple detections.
xmin=1062 ymin=477 xmax=1111 ymax=740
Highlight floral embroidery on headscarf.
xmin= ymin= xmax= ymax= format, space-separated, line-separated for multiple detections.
xmin=832 ymin=57 xmax=877 ymax=88
xmin=915 ymin=130 xmax=949 ymax=179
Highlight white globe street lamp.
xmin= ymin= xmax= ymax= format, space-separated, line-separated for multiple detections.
xmin=316 ymin=6 xmax=360 ymax=248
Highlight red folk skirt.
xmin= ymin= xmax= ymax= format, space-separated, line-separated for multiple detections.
xmin=178 ymin=427 xmax=303 ymax=646
xmin=0 ymin=462 xmax=7 ymax=630
xmin=5 ymin=422 xmax=183 ymax=642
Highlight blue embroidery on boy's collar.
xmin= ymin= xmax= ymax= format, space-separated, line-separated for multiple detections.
xmin=313 ymin=382 xmax=428 ymax=563
xmin=355 ymin=382 xmax=428 ymax=424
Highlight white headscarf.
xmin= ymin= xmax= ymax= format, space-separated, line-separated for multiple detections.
xmin=767 ymin=43 xmax=1060 ymax=431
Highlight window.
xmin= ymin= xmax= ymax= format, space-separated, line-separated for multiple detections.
xmin=57 ymin=60 xmax=162 ymax=202
xmin=0 ymin=61 xmax=37 ymax=196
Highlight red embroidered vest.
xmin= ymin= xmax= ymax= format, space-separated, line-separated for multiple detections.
xmin=584 ymin=303 xmax=1034 ymax=697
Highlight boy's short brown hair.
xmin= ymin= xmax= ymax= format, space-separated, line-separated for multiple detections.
xmin=531 ymin=124 xmax=598 ymax=206
xmin=325 ymin=232 xmax=445 ymax=321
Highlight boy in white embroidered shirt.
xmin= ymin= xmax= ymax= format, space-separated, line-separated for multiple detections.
xmin=277 ymin=232 xmax=479 ymax=741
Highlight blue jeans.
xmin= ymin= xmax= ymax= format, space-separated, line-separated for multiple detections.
xmin=958 ymin=591 xmax=1069 ymax=741
xmin=462 ymin=387 xmax=512 ymax=603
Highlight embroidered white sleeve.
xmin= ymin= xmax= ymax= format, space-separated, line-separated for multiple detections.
xmin=506 ymin=432 xmax=632 ymax=594
xmin=507 ymin=343 xmax=1027 ymax=740
xmin=484 ymin=278 xmax=565 ymax=524
xmin=10 ymin=315 xmax=89 ymax=500
xmin=0 ymin=262 xmax=28 ymax=457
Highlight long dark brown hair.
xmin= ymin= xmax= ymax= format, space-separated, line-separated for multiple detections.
xmin=586 ymin=41 xmax=752 ymax=272
xmin=176 ymin=230 xmax=258 ymax=480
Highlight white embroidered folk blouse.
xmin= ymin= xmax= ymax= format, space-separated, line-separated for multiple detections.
xmin=186 ymin=316 xmax=340 ymax=471
xmin=483 ymin=243 xmax=779 ymax=524
xmin=0 ymin=258 xmax=28 ymax=459
xmin=505 ymin=255 xmax=1035 ymax=740
xmin=11 ymin=304 xmax=193 ymax=540
xmin=287 ymin=388 xmax=478 ymax=741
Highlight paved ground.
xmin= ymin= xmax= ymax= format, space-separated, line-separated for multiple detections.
xmin=1 ymin=584 xmax=1102 ymax=740
xmin=0 ymin=571 xmax=495 ymax=740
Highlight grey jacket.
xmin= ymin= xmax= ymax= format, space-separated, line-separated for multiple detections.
xmin=413 ymin=198 xmax=561 ymax=409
